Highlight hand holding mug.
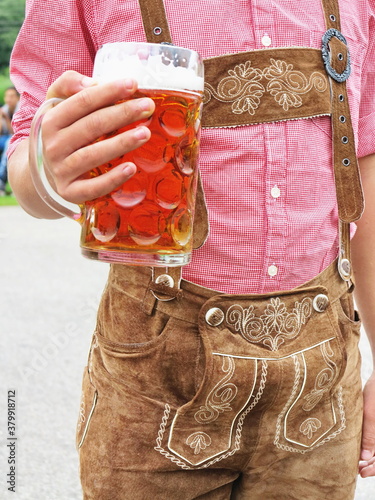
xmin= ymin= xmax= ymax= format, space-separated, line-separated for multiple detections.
xmin=39 ymin=71 xmax=155 ymax=204
xmin=30 ymin=42 xmax=204 ymax=267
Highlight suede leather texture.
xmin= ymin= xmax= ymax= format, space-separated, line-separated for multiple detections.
xmin=75 ymin=260 xmax=362 ymax=499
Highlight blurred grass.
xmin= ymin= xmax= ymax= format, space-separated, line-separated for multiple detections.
xmin=0 ymin=68 xmax=13 ymax=104
xmin=0 ymin=182 xmax=17 ymax=205
xmin=0 ymin=195 xmax=18 ymax=206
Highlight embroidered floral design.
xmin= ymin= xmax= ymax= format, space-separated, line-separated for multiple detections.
xmin=226 ymin=297 xmax=313 ymax=351
xmin=300 ymin=418 xmax=322 ymax=440
xmin=194 ymin=356 xmax=238 ymax=424
xmin=303 ymin=342 xmax=338 ymax=411
xmin=186 ymin=432 xmax=212 ymax=455
xmin=264 ymin=59 xmax=328 ymax=111
xmin=203 ymin=58 xmax=328 ymax=114
xmin=204 ymin=61 xmax=265 ymax=115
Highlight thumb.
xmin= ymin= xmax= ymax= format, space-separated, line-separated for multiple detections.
xmin=46 ymin=70 xmax=97 ymax=100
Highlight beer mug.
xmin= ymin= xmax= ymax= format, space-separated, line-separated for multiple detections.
xmin=30 ymin=42 xmax=204 ymax=266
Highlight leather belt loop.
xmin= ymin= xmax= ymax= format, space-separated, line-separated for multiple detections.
xmin=320 ymin=0 xmax=364 ymax=223
xmin=142 ymin=267 xmax=183 ymax=310
xmin=138 ymin=0 xmax=173 ymax=44
xmin=150 ymin=267 xmax=183 ymax=302
xmin=338 ymin=221 xmax=352 ymax=284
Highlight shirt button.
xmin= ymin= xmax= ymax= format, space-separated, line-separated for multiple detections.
xmin=261 ymin=34 xmax=272 ymax=47
xmin=268 ymin=265 xmax=278 ymax=277
xmin=271 ymin=186 xmax=281 ymax=199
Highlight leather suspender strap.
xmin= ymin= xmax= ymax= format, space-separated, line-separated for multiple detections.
xmin=320 ymin=0 xmax=362 ymax=280
xmin=138 ymin=0 xmax=172 ymax=44
xmin=320 ymin=0 xmax=364 ymax=224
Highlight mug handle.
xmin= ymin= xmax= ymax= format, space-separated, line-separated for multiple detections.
xmin=29 ymin=98 xmax=84 ymax=222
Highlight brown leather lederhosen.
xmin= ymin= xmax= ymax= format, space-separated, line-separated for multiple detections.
xmin=76 ymin=1 xmax=365 ymax=498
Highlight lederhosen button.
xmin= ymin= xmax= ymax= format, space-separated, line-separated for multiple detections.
xmin=205 ymin=307 xmax=225 ymax=327
xmin=313 ymin=294 xmax=330 ymax=313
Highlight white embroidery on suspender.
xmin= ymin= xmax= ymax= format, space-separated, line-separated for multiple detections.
xmin=203 ymin=59 xmax=328 ymax=114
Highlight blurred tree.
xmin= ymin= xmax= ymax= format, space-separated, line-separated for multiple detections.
xmin=0 ymin=0 xmax=26 ymax=69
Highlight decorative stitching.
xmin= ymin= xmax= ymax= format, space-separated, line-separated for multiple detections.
xmin=154 ymin=360 xmax=268 ymax=469
xmin=77 ymin=392 xmax=85 ymax=433
xmin=226 ymin=296 xmax=313 ymax=351
xmin=274 ymin=355 xmax=302 ymax=449
xmin=274 ymin=354 xmax=346 ymax=454
xmin=299 ymin=418 xmax=322 ymax=440
xmin=201 ymin=359 xmax=268 ymax=468
xmin=78 ymin=391 xmax=98 ymax=449
xmin=302 ymin=341 xmax=338 ymax=411
xmin=203 ymin=59 xmax=328 ymax=115
xmin=154 ymin=404 xmax=192 ymax=470
xmin=194 ymin=356 xmax=238 ymax=424
xmin=275 ymin=387 xmax=346 ymax=454
xmin=186 ymin=432 xmax=212 ymax=455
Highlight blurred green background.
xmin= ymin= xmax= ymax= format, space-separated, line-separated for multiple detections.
xmin=0 ymin=0 xmax=26 ymax=104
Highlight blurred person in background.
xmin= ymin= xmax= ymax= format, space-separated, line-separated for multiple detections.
xmin=0 ymin=86 xmax=19 ymax=195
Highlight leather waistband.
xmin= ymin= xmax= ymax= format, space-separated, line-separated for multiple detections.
xmin=108 ymin=259 xmax=350 ymax=323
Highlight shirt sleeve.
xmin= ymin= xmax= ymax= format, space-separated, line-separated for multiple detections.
xmin=357 ymin=3 xmax=375 ymax=158
xmin=8 ymin=0 xmax=97 ymax=157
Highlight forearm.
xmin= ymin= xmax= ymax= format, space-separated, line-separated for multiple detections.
xmin=8 ymin=138 xmax=62 ymax=219
xmin=351 ymin=153 xmax=375 ymax=366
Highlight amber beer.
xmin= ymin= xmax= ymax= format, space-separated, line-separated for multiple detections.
xmin=80 ymin=86 xmax=203 ymax=265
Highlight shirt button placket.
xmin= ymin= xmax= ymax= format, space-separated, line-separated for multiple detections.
xmin=262 ymin=123 xmax=287 ymax=291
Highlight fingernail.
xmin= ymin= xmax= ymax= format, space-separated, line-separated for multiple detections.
xmin=133 ymin=126 xmax=148 ymax=140
xmin=81 ymin=76 xmax=95 ymax=87
xmin=124 ymin=78 xmax=135 ymax=90
xmin=361 ymin=450 xmax=373 ymax=461
xmin=138 ymin=98 xmax=152 ymax=112
xmin=122 ymin=164 xmax=135 ymax=176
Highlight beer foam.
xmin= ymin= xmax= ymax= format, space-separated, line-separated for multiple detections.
xmin=94 ymin=43 xmax=204 ymax=92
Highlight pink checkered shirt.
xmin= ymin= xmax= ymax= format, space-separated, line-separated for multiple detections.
xmin=9 ymin=0 xmax=375 ymax=293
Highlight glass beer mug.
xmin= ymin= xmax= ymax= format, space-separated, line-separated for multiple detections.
xmin=30 ymin=42 xmax=204 ymax=266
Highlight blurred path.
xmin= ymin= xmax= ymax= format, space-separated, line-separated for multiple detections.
xmin=0 ymin=206 xmax=374 ymax=499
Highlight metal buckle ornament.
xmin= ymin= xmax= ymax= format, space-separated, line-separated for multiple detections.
xmin=322 ymin=28 xmax=351 ymax=82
